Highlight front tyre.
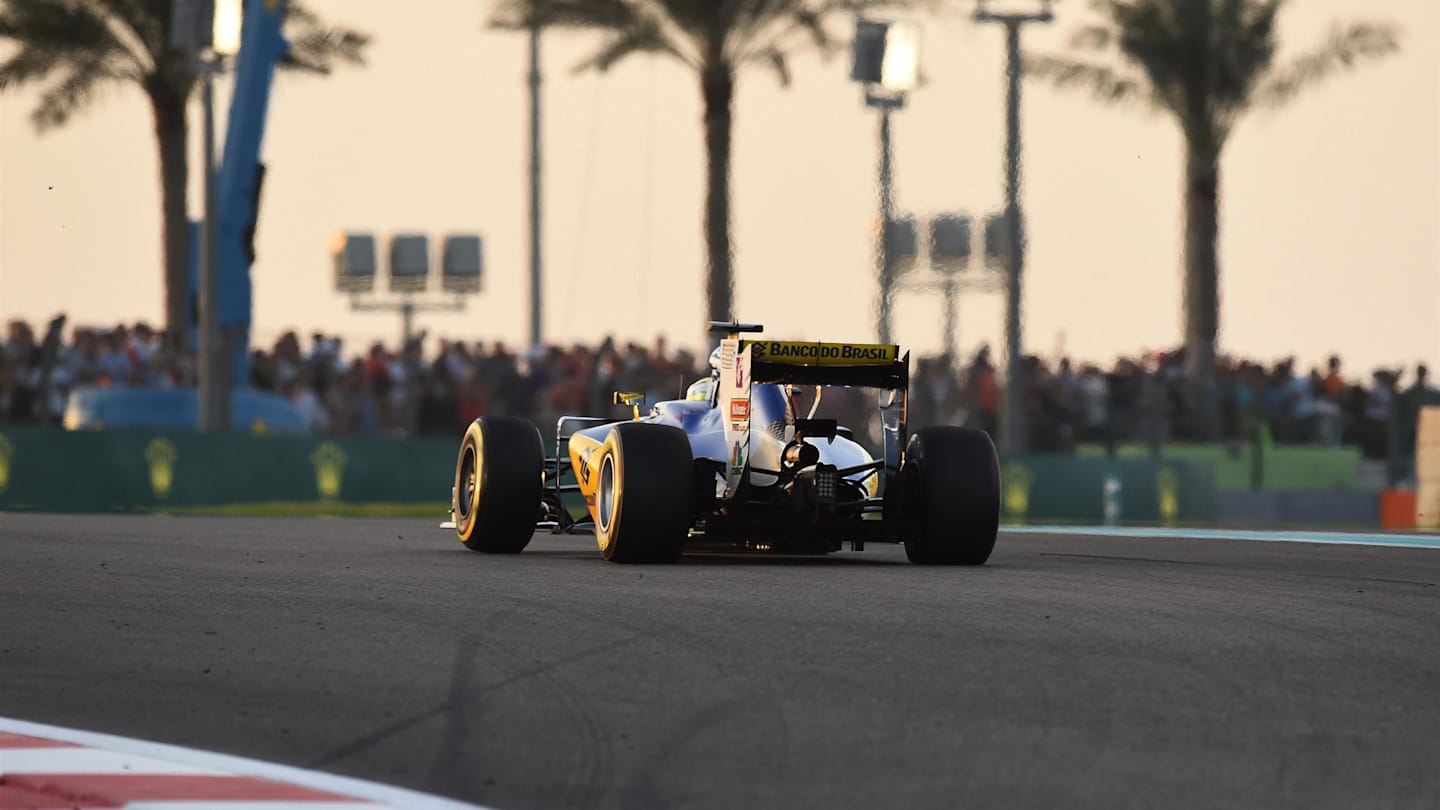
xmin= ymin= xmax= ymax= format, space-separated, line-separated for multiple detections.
xmin=899 ymin=427 xmax=1000 ymax=565
xmin=594 ymin=423 xmax=693 ymax=563
xmin=454 ymin=416 xmax=544 ymax=553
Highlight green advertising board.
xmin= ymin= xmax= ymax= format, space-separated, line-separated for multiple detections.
xmin=0 ymin=426 xmax=458 ymax=513
xmin=0 ymin=426 xmax=1216 ymax=523
xmin=998 ymin=455 xmax=1216 ymax=525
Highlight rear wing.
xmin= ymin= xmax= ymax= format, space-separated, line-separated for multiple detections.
xmin=716 ymin=335 xmax=909 ymax=496
xmin=742 ymin=340 xmax=909 ymax=390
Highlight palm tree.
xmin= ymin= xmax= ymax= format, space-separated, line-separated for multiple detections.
xmin=1027 ymin=0 xmax=1397 ymax=436
xmin=0 ymin=0 xmax=368 ymax=347
xmin=491 ymin=0 xmax=903 ymax=330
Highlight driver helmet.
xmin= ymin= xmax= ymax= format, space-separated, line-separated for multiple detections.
xmin=686 ymin=377 xmax=713 ymax=401
xmin=685 ymin=346 xmax=726 ymax=401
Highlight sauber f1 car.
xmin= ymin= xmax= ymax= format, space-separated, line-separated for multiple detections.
xmin=450 ymin=323 xmax=1000 ymax=564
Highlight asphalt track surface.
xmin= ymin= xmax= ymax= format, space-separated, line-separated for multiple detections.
xmin=2 ymin=514 xmax=1438 ymax=810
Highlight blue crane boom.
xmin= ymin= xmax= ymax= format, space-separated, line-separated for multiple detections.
xmin=216 ymin=0 xmax=289 ymax=386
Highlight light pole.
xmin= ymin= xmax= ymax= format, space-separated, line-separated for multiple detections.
xmin=333 ymin=231 xmax=482 ymax=433
xmin=888 ymin=213 xmax=1003 ymax=364
xmin=926 ymin=213 xmax=1001 ymax=361
xmin=850 ymin=19 xmax=920 ymax=345
xmin=875 ymin=100 xmax=899 ymax=344
xmin=527 ymin=25 xmax=543 ymax=348
xmin=974 ymin=0 xmax=1052 ymax=454
xmin=198 ymin=60 xmax=223 ymax=432
xmin=332 ymin=234 xmax=484 ymax=323
xmin=180 ymin=0 xmax=244 ymax=432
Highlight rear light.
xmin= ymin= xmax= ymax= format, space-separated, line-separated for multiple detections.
xmin=813 ymin=464 xmax=837 ymax=503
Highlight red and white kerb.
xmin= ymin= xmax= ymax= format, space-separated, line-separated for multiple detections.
xmin=0 ymin=718 xmax=489 ymax=810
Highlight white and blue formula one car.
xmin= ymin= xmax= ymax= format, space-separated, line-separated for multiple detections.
xmin=449 ymin=323 xmax=1000 ymax=564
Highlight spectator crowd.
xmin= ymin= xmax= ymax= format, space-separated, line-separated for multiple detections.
xmin=4 ymin=318 xmax=1438 ymax=465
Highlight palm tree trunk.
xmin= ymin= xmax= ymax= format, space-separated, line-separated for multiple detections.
xmin=701 ymin=65 xmax=734 ymax=328
xmin=149 ymin=86 xmax=190 ymax=350
xmin=1182 ymin=135 xmax=1221 ymax=439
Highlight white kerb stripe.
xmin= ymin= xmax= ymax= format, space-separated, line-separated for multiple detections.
xmin=122 ymin=795 xmax=383 ymax=801
xmin=0 ymin=747 xmax=221 ymax=776
xmin=123 ymin=803 xmax=383 ymax=810
xmin=0 ymin=717 xmax=494 ymax=810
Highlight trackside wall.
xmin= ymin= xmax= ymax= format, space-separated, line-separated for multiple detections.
xmin=0 ymin=426 xmax=1221 ymax=523
xmin=0 ymin=426 xmax=454 ymax=512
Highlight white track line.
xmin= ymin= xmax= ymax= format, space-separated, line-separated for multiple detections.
xmin=1002 ymin=524 xmax=1440 ymax=550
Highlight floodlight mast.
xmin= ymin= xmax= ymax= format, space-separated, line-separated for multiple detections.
xmin=199 ymin=61 xmax=224 ymax=432
xmin=850 ymin=19 xmax=921 ymax=346
xmin=974 ymin=0 xmax=1052 ymax=455
xmin=181 ymin=0 xmax=246 ymax=432
xmin=527 ymin=25 xmax=543 ymax=349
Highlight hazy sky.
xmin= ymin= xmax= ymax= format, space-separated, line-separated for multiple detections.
xmin=1 ymin=0 xmax=1436 ymax=379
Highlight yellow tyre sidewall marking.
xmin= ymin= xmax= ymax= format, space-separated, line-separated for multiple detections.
xmin=596 ymin=430 xmax=625 ymax=554
xmin=455 ymin=422 xmax=484 ymax=544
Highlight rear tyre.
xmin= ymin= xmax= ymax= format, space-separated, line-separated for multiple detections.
xmin=454 ymin=416 xmax=544 ymax=553
xmin=899 ymin=427 xmax=1000 ymax=565
xmin=594 ymin=423 xmax=693 ymax=563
